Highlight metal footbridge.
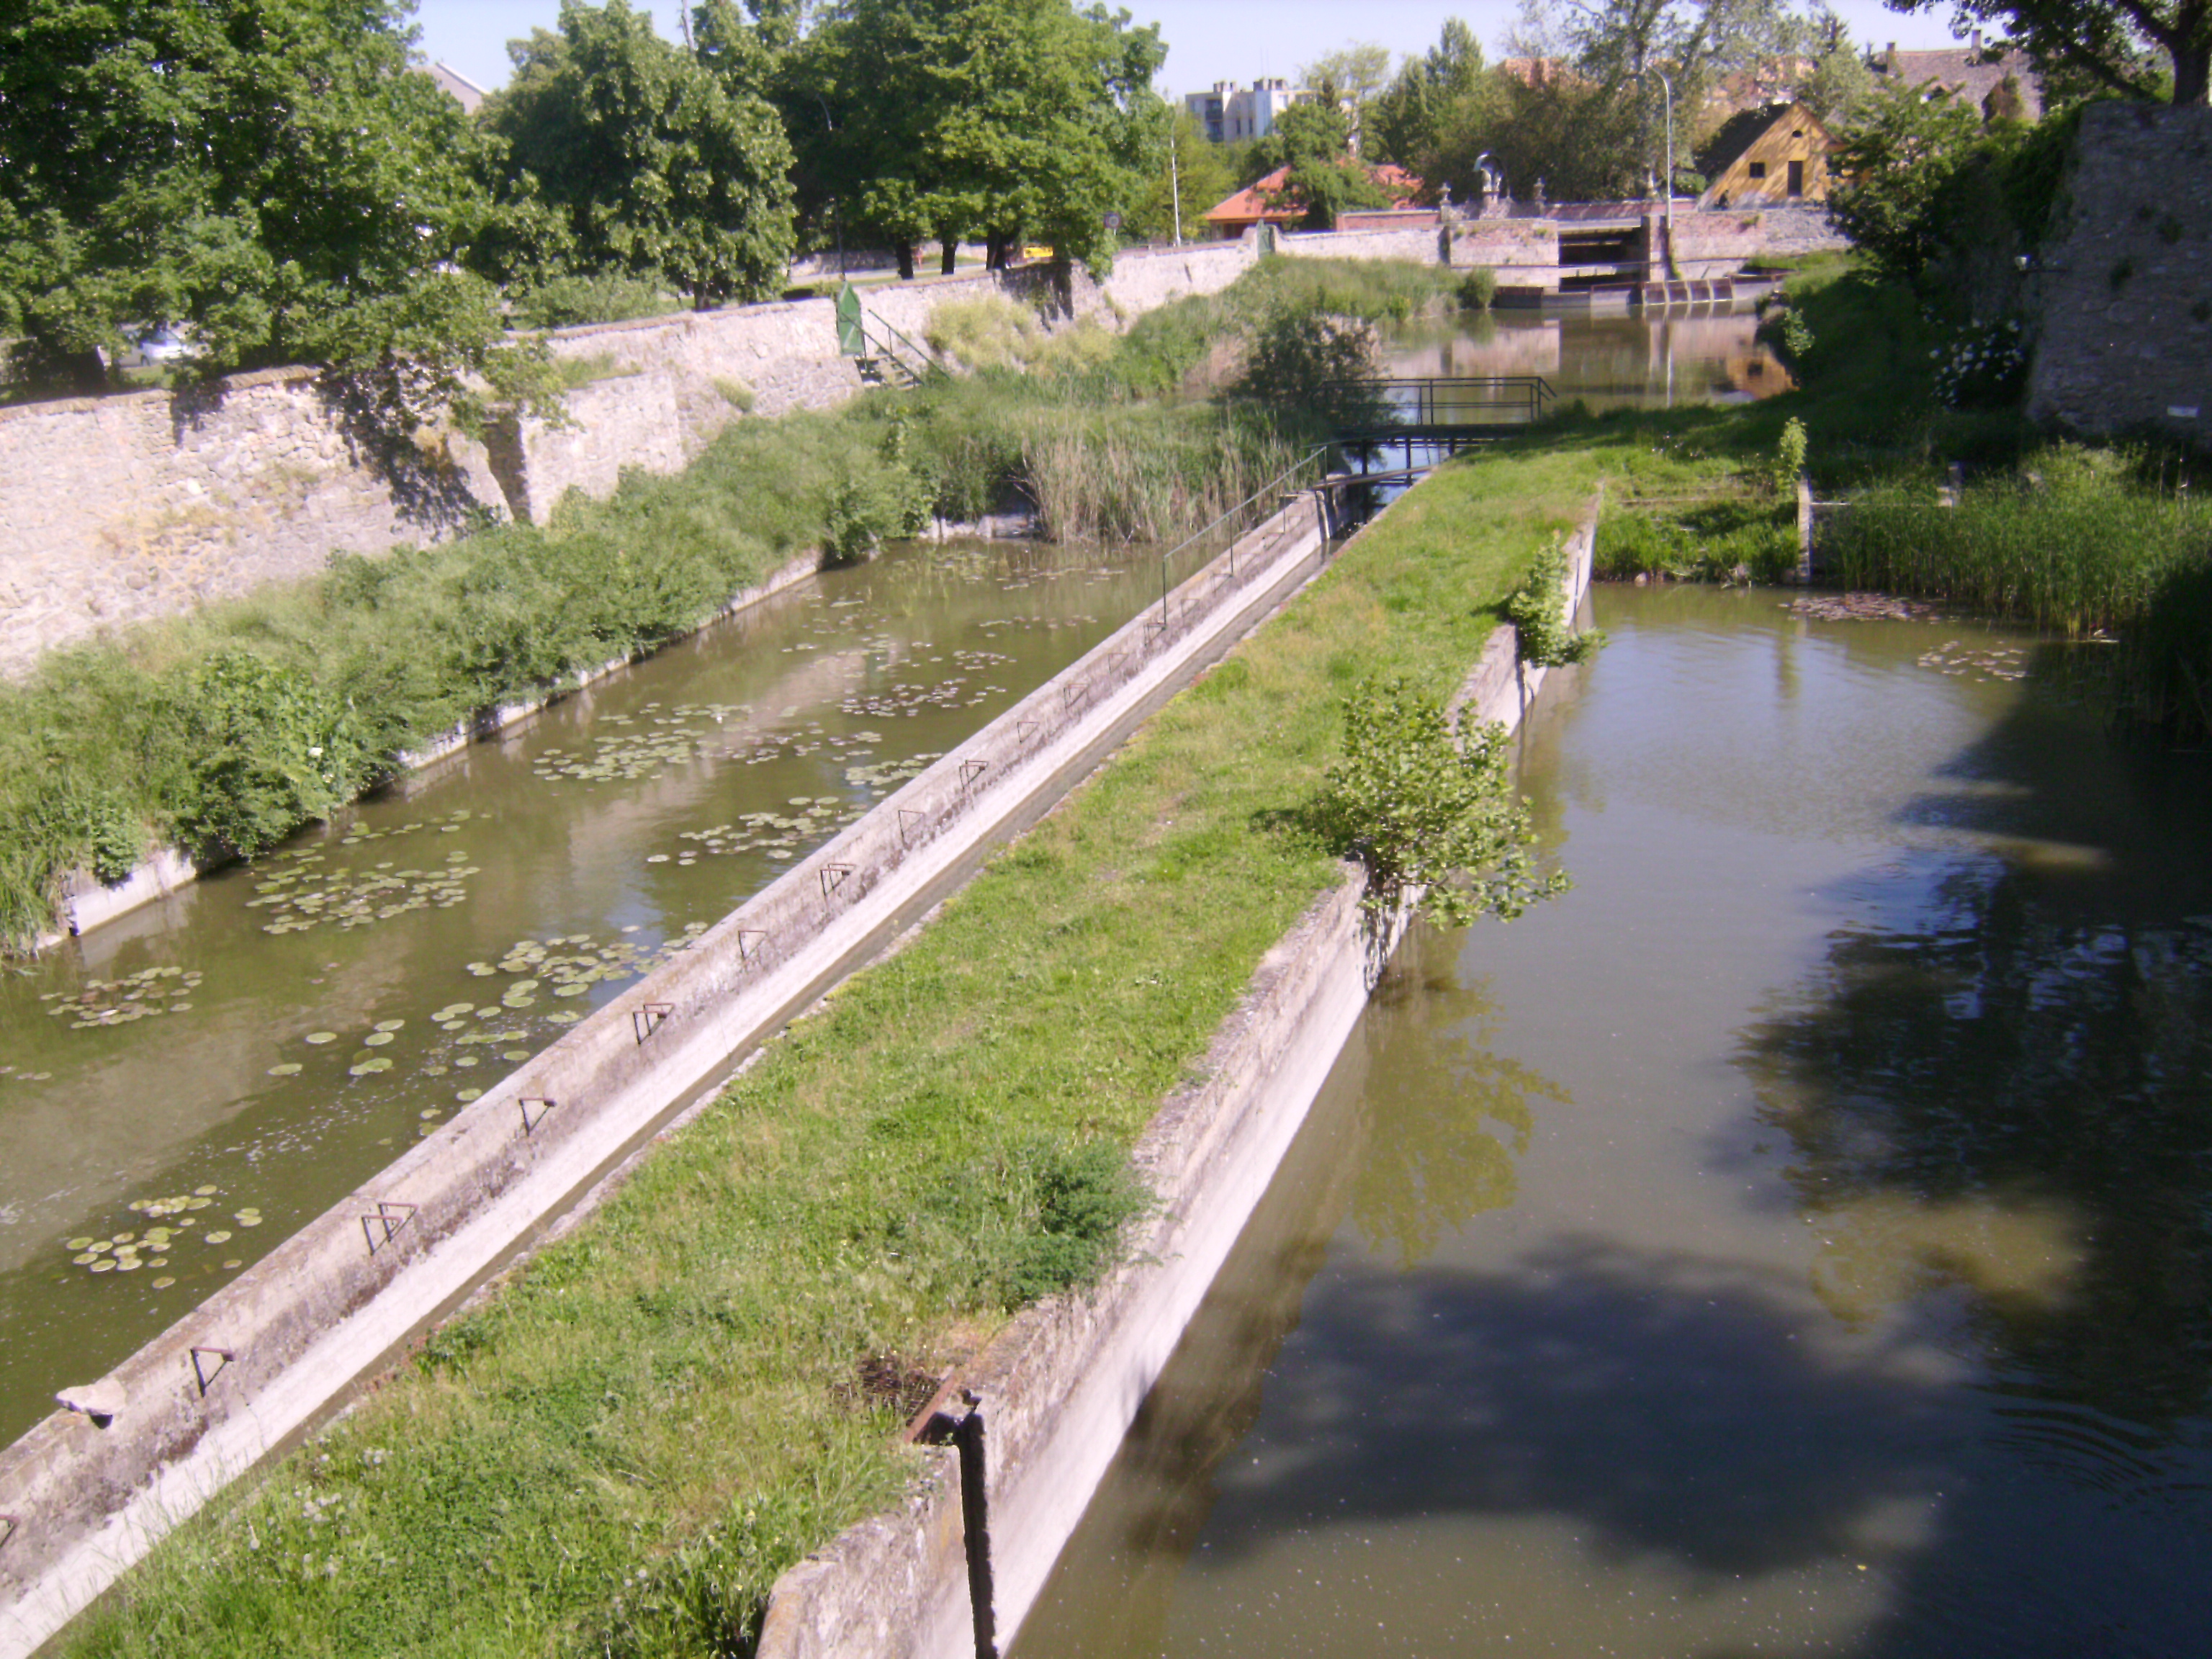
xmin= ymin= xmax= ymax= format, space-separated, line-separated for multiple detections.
xmin=1313 ymin=376 xmax=1557 ymax=468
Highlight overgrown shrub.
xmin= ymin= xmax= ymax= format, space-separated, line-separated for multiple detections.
xmin=1504 ymin=539 xmax=1604 ymax=667
xmin=508 ymin=272 xmax=680 ymax=331
xmin=1313 ymin=676 xmax=1567 ymax=927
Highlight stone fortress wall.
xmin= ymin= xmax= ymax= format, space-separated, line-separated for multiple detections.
xmin=0 ymin=242 xmax=1255 ymax=678
xmin=0 ymin=201 xmax=1861 ymax=681
xmin=2028 ymin=101 xmax=2212 ymax=451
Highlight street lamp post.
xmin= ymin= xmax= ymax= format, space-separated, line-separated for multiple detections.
xmin=1642 ymin=66 xmax=1675 ymax=280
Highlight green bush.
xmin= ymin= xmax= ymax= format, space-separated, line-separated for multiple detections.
xmin=508 ymin=273 xmax=681 ymax=331
xmin=1594 ymin=501 xmax=1797 ymax=583
xmin=1312 ymin=676 xmax=1568 ymax=927
xmin=1504 ymin=539 xmax=1603 ymax=667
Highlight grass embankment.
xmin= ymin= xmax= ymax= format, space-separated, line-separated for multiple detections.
xmin=0 ymin=257 xmax=1471 ymax=950
xmin=58 ymin=440 xmax=1606 ymax=1659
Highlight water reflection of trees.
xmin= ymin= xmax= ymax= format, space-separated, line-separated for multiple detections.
xmin=1349 ymin=957 xmax=1564 ymax=1267
xmin=1739 ymin=846 xmax=2212 ymax=1429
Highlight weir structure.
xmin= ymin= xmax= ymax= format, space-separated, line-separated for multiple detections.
xmin=0 ymin=464 xmax=1357 ymax=1659
xmin=755 ymin=492 xmax=1600 ymax=1659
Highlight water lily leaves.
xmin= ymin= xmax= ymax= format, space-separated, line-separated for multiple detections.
xmin=205 ymin=1230 xmax=233 ymax=1244
xmin=305 ymin=1032 xmax=338 ymax=1046
xmin=374 ymin=1019 xmax=406 ymax=1033
xmin=55 ymin=966 xmax=208 ymax=1031
xmin=194 ymin=1185 xmax=217 ymax=1196
xmin=456 ymin=1087 xmax=482 ymax=1103
xmin=151 ymin=1276 xmax=175 ymax=1289
xmin=223 ymin=1258 xmax=243 ymax=1269
xmin=89 ymin=1259 xmax=114 ymax=1273
xmin=235 ymin=1211 xmax=263 ymax=1228
xmin=267 ymin=1062 xmax=303 ymax=1076
xmin=361 ymin=1032 xmax=395 ymax=1048
xmin=349 ymin=1057 xmax=392 ymax=1076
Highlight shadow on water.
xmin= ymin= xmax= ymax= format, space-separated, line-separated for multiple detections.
xmin=1020 ymin=613 xmax=2212 ymax=1659
xmin=1737 ymin=655 xmax=2212 ymax=1428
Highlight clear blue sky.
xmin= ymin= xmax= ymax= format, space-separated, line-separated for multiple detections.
xmin=412 ymin=0 xmax=1974 ymax=99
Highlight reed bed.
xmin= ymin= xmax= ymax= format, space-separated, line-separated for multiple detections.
xmin=1823 ymin=451 xmax=2209 ymax=634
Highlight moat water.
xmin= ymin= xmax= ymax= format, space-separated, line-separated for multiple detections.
xmin=1016 ymin=585 xmax=2212 ymax=1658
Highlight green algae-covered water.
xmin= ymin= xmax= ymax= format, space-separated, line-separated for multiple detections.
xmin=1016 ymin=585 xmax=2212 ymax=1658
xmin=0 ymin=539 xmax=1169 ymax=1443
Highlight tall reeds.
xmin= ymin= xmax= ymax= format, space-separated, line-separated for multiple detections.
xmin=1823 ymin=451 xmax=2208 ymax=634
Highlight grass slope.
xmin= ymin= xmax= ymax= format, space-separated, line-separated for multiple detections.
xmin=58 ymin=440 xmax=1603 ymax=1659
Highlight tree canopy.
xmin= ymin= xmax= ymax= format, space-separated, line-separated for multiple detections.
xmin=0 ymin=0 xmax=505 ymax=395
xmin=481 ymin=0 xmax=796 ymax=308
xmin=790 ymin=0 xmax=1164 ymax=276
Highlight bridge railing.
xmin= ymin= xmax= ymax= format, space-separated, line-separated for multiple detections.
xmin=1310 ymin=375 xmax=1558 ymax=428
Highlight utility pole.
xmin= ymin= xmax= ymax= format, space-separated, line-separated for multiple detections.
xmin=1171 ymin=135 xmax=1183 ymax=247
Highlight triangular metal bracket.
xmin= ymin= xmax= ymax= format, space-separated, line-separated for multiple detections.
xmin=190 ymin=1346 xmax=234 ymax=1398
xmin=820 ymin=863 xmax=855 ymax=899
xmin=361 ymin=1202 xmax=417 ymax=1257
xmin=519 ymin=1097 xmax=557 ymax=1136
xmin=898 ymin=809 xmax=927 ymax=848
xmin=632 ymin=1003 xmax=675 ymax=1044
xmin=737 ymin=930 xmax=768 ymax=966
xmin=958 ymin=760 xmax=988 ymax=789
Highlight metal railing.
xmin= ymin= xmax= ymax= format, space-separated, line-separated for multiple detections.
xmin=860 ymin=312 xmax=948 ymax=386
xmin=1148 ymin=446 xmax=1334 ymax=624
xmin=1313 ymin=375 xmax=1558 ymax=428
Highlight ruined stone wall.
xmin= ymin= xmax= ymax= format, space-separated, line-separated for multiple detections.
xmin=0 ymin=369 xmax=505 ymax=679
xmin=2028 ymin=102 xmax=2212 ymax=451
xmin=0 ymin=250 xmax=1253 ymax=677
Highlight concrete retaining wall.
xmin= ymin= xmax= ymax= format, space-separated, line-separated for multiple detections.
xmin=755 ymin=489 xmax=1600 ymax=1659
xmin=0 ymin=481 xmax=1345 ymax=1659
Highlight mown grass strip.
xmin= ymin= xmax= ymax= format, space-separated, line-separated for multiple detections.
xmin=55 ymin=439 xmax=1609 ymax=1659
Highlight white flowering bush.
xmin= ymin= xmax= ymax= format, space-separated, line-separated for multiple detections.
xmin=1930 ymin=318 xmax=2026 ymax=409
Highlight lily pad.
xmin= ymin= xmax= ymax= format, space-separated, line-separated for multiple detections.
xmin=205 ymin=1231 xmax=233 ymax=1244
xmin=361 ymin=1032 xmax=395 ymax=1047
xmin=267 ymin=1063 xmax=303 ymax=1077
xmin=374 ymin=1019 xmax=406 ymax=1033
xmin=456 ymin=1087 xmax=483 ymax=1102
xmin=152 ymin=1276 xmax=176 ymax=1289
xmin=305 ymin=1032 xmax=338 ymax=1046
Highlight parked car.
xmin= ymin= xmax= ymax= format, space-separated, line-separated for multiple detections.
xmin=127 ymin=328 xmax=194 ymax=367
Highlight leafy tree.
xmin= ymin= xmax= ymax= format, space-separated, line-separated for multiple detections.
xmin=1511 ymin=0 xmax=1806 ymax=194
xmin=1367 ymin=18 xmax=1491 ymax=176
xmin=1313 ymin=676 xmax=1568 ymax=927
xmin=1123 ymin=103 xmax=1235 ymax=242
xmin=0 ymin=0 xmax=508 ymax=401
xmin=794 ymin=0 xmax=1164 ymax=276
xmin=482 ymin=0 xmax=796 ymax=308
xmin=1825 ymin=76 xmax=1986 ymax=277
xmin=1429 ymin=66 xmax=1648 ymax=202
xmin=1249 ymin=100 xmax=1393 ymax=228
xmin=1797 ymin=4 xmax=1873 ymax=123
xmin=1884 ymin=0 xmax=2209 ymax=104
xmin=1300 ymin=40 xmax=1393 ymax=147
